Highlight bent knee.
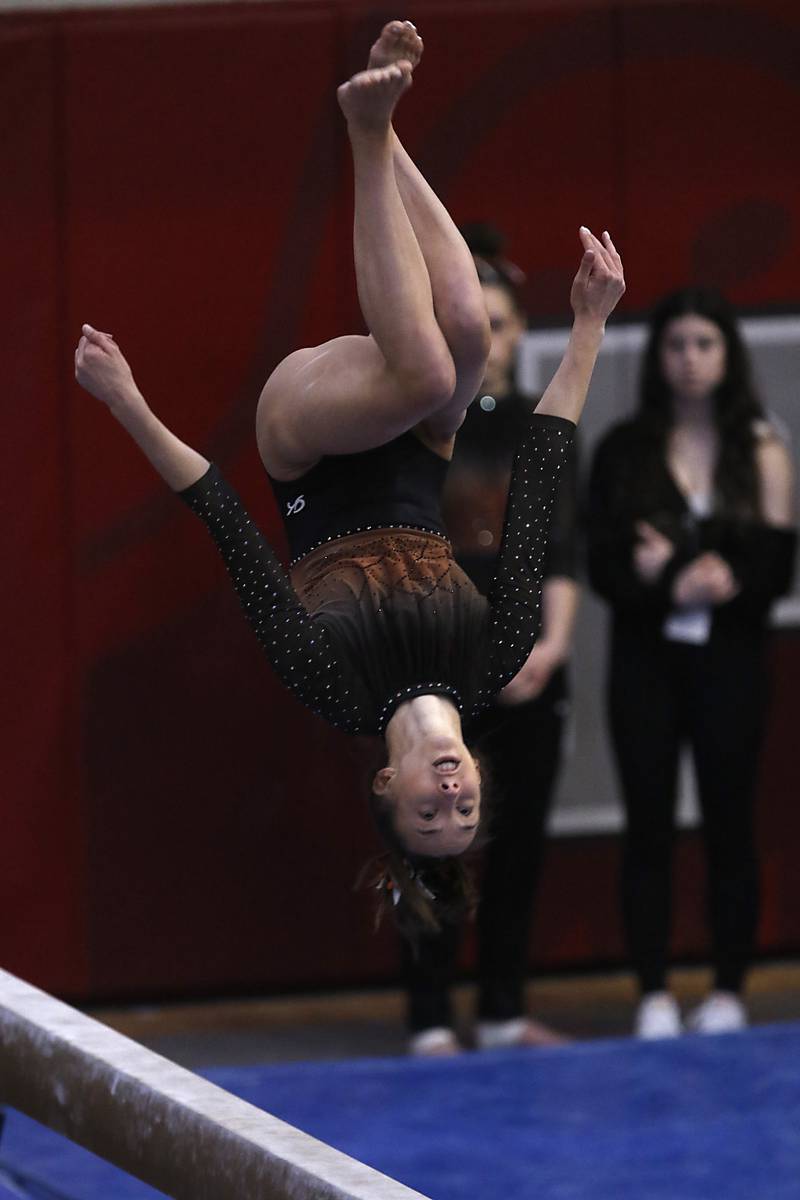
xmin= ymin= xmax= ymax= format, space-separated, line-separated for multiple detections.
xmin=399 ymin=353 xmax=458 ymax=416
xmin=442 ymin=298 xmax=492 ymax=370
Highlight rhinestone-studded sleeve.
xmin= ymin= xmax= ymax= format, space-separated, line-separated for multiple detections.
xmin=179 ymin=464 xmax=363 ymax=734
xmin=483 ymin=413 xmax=576 ymax=696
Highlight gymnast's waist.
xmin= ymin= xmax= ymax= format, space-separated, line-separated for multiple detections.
xmin=268 ymin=432 xmax=449 ymax=561
xmin=287 ymin=522 xmax=451 ymax=572
xmin=274 ymin=499 xmax=448 ymax=564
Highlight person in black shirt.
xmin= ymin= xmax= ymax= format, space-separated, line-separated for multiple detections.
xmin=587 ymin=287 xmax=795 ymax=1038
xmin=402 ymin=241 xmax=579 ymax=1054
xmin=75 ymin=23 xmax=625 ymax=938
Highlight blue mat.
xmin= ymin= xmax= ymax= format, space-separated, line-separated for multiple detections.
xmin=2 ymin=1023 xmax=800 ymax=1199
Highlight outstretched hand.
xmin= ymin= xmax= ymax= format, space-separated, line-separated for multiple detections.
xmin=75 ymin=324 xmax=140 ymax=412
xmin=74 ymin=322 xmax=209 ymax=490
xmin=570 ymin=227 xmax=625 ymax=326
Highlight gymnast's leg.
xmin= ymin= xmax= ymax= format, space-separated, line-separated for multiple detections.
xmin=257 ymin=52 xmax=473 ymax=480
xmin=368 ymin=21 xmax=491 ymax=445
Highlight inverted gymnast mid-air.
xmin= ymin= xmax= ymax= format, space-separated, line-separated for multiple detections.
xmin=75 ymin=21 xmax=625 ymax=933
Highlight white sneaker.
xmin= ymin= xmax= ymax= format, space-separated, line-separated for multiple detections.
xmin=408 ymin=1026 xmax=461 ymax=1056
xmin=476 ymin=1017 xmax=569 ymax=1049
xmin=634 ymin=991 xmax=683 ymax=1039
xmin=686 ymin=991 xmax=748 ymax=1035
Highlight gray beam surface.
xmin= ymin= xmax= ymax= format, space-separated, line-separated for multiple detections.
xmin=0 ymin=968 xmax=430 ymax=1200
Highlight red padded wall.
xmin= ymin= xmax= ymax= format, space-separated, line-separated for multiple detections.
xmin=1 ymin=0 xmax=798 ymax=1000
xmin=0 ymin=21 xmax=89 ymax=993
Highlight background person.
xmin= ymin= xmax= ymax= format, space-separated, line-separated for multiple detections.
xmin=403 ymin=228 xmax=580 ymax=1055
xmin=587 ymin=286 xmax=796 ymax=1038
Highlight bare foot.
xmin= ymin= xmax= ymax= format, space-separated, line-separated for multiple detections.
xmin=337 ymin=62 xmax=413 ymax=133
xmin=368 ymin=19 xmax=423 ymax=71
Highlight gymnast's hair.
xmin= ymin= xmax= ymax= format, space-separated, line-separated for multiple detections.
xmin=637 ymin=286 xmax=765 ymax=519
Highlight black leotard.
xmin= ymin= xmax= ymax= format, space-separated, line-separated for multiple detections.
xmin=269 ymin=431 xmax=449 ymax=562
xmin=180 ymin=413 xmax=574 ymax=735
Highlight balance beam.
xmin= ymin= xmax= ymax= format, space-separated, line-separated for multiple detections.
xmin=0 ymin=967 xmax=430 ymax=1200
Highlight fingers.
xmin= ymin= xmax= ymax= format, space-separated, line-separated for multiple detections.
xmin=76 ymin=323 xmax=117 ymax=378
xmin=574 ymin=245 xmax=595 ymax=285
xmin=82 ymin=323 xmax=115 ymax=347
xmin=578 ymin=226 xmax=624 ymax=283
xmin=575 ymin=233 xmax=606 ymax=291
xmin=579 ymin=226 xmax=608 ymax=266
xmin=690 ymin=556 xmax=732 ymax=593
xmin=601 ymin=229 xmax=623 ymax=270
xmin=588 ymin=227 xmax=621 ymax=274
xmin=636 ymin=520 xmax=659 ymax=540
xmin=75 ymin=323 xmax=118 ymax=383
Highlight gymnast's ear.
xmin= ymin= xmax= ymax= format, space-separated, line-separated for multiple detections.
xmin=372 ymin=767 xmax=395 ymax=795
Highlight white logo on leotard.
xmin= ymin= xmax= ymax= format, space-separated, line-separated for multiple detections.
xmin=286 ymin=495 xmax=306 ymax=516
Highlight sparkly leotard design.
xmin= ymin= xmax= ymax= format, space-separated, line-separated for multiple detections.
xmin=180 ymin=413 xmax=574 ymax=735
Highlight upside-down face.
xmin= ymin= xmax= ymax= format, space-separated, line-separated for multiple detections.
xmin=373 ymin=741 xmax=482 ymax=858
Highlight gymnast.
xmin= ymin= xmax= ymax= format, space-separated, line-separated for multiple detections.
xmin=75 ymin=21 xmax=624 ymax=933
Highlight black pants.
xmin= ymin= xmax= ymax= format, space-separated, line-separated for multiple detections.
xmin=608 ymin=629 xmax=767 ymax=995
xmin=403 ymin=670 xmax=567 ymax=1032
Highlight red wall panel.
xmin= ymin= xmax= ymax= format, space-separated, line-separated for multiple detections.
xmin=0 ymin=23 xmax=89 ymax=993
xmin=1 ymin=0 xmax=798 ymax=1001
xmin=62 ymin=3 xmax=373 ymax=997
xmin=619 ymin=2 xmax=800 ymax=308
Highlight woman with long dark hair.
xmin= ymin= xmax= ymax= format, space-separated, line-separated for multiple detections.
xmin=75 ymin=22 xmax=625 ymax=939
xmin=588 ymin=287 xmax=795 ymax=1037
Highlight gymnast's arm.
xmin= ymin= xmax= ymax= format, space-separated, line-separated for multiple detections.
xmin=496 ymin=437 xmax=580 ymax=705
xmin=177 ymin=466 xmax=363 ymax=731
xmin=74 ymin=324 xmax=362 ymax=733
xmin=484 ymin=413 xmax=576 ymax=694
xmin=534 ymin=226 xmax=625 ymax=425
xmin=484 ymin=228 xmax=625 ymax=693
